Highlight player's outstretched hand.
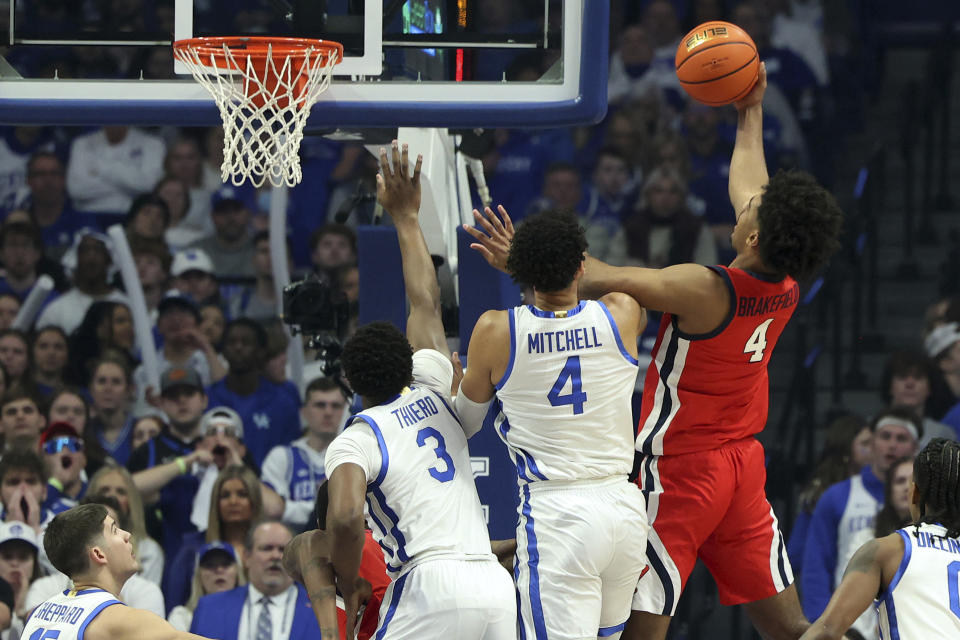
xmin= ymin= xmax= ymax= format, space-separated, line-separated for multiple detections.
xmin=377 ymin=140 xmax=423 ymax=224
xmin=734 ymin=61 xmax=766 ymax=111
xmin=339 ymin=575 xmax=371 ymax=639
xmin=463 ymin=205 xmax=514 ymax=274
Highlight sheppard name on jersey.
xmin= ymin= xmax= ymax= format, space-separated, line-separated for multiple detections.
xmin=31 ymin=601 xmax=85 ymax=625
xmin=391 ymin=397 xmax=439 ymax=428
xmin=527 ymin=327 xmax=603 ymax=354
xmin=737 ymin=283 xmax=800 ymax=317
xmin=915 ymin=531 xmax=960 ymax=554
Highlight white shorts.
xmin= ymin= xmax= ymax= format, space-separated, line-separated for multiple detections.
xmin=374 ymin=557 xmax=516 ymax=640
xmin=515 ymin=477 xmax=648 ymax=640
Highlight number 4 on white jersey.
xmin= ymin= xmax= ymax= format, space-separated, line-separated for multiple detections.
xmin=744 ymin=319 xmax=774 ymax=363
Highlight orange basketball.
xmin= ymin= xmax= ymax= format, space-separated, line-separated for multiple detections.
xmin=675 ymin=21 xmax=759 ymax=106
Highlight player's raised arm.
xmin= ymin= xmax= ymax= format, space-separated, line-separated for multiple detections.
xmin=800 ymin=535 xmax=903 ymax=640
xmin=729 ymin=62 xmax=768 ymax=218
xmin=85 ymin=603 xmax=215 ymax=640
xmin=377 ymin=140 xmax=448 ymax=356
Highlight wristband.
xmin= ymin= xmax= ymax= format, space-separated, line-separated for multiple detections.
xmin=48 ymin=478 xmax=64 ymax=492
xmin=175 ymin=457 xmax=188 ymax=475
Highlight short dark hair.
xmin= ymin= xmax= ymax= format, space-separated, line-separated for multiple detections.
xmin=212 ymin=198 xmax=246 ymax=216
xmin=543 ymin=161 xmax=580 ymax=181
xmin=224 ymin=318 xmax=268 ymax=349
xmin=26 ymin=151 xmax=63 ymax=177
xmin=80 ymin=494 xmax=127 ymax=529
xmin=310 ymin=224 xmax=357 ymax=254
xmin=507 ymin=210 xmax=587 ymax=292
xmin=305 ymin=376 xmax=346 ymax=402
xmin=870 ymin=405 xmax=924 ymax=441
xmin=881 ymin=350 xmax=937 ymax=405
xmin=341 ymin=322 xmax=412 ymax=403
xmin=125 ymin=194 xmax=171 ymax=229
xmin=915 ymin=438 xmax=960 ymax=537
xmin=0 ymin=222 xmax=43 ymax=253
xmin=594 ymin=146 xmax=629 ymax=170
xmin=755 ymin=170 xmax=843 ymax=282
xmin=44 ymin=503 xmax=109 ymax=578
xmin=0 ymin=447 xmax=48 ymax=484
xmin=128 ymin=235 xmax=173 ymax=274
xmin=0 ymin=385 xmax=40 ymax=413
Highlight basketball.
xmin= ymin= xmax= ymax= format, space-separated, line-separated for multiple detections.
xmin=675 ymin=21 xmax=759 ymax=106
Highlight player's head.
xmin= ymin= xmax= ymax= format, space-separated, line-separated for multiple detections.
xmin=44 ymin=503 xmax=137 ymax=581
xmin=341 ymin=322 xmax=412 ymax=405
xmin=507 ymin=210 xmax=587 ymax=293
xmin=913 ymin=438 xmax=960 ymax=537
xmin=732 ymin=170 xmax=843 ymax=282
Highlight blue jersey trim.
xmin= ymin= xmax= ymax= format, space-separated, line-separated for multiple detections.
xmin=429 ymin=389 xmax=462 ymax=426
xmin=521 ymin=485 xmax=548 ymax=640
xmin=363 ymin=496 xmax=396 ymax=561
xmin=495 ymin=308 xmax=517 ymax=390
xmin=882 ymin=591 xmax=901 ymax=640
xmin=375 ymin=571 xmax=409 ymax=640
xmin=354 ymin=415 xmax=389 ymax=487
xmin=525 ymin=301 xmax=586 ymax=319
xmin=77 ymin=599 xmax=123 ymax=640
xmin=885 ymin=530 xmax=913 ymax=597
xmin=596 ymin=300 xmax=639 ymax=366
xmin=598 ymin=621 xmax=627 ymax=637
xmin=370 ymin=486 xmax=410 ymax=563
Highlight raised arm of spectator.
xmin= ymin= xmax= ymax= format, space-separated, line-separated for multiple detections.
xmin=377 ymin=141 xmax=448 ymax=356
xmin=131 ymin=449 xmax=212 ymax=496
xmin=729 ymin=62 xmax=769 ymax=217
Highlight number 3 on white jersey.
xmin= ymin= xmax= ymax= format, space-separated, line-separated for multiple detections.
xmin=744 ymin=319 xmax=774 ymax=363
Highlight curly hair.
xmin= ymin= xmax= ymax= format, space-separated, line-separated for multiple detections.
xmin=914 ymin=438 xmax=960 ymax=537
xmin=506 ymin=210 xmax=588 ymax=292
xmin=341 ymin=322 xmax=413 ymax=403
xmin=756 ymin=170 xmax=843 ymax=282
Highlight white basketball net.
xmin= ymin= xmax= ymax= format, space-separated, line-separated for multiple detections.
xmin=174 ymin=41 xmax=339 ymax=188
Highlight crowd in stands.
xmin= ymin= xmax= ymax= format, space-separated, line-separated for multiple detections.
xmin=0 ymin=1 xmax=929 ymax=638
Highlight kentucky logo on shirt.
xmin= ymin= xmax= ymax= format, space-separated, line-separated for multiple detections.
xmin=253 ymin=413 xmax=271 ymax=429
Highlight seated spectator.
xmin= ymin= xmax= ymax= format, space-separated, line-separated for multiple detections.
xmin=580 ymin=149 xmax=634 ymax=265
xmin=189 ymin=520 xmax=325 ymax=640
xmin=134 ymin=292 xmax=226 ymax=409
xmin=30 ymin=326 xmax=68 ymax=397
xmin=0 ymin=297 xmax=17 ymax=332
xmin=189 ymin=197 xmax=255 ymax=279
xmin=130 ymin=236 xmax=172 ymax=321
xmin=87 ymin=465 xmax=164 ymax=584
xmin=38 ymin=422 xmax=86 ymax=514
xmin=262 ymin=377 xmax=347 ymax=531
xmin=0 ymin=222 xmax=59 ymax=311
xmin=768 ymin=0 xmax=830 ymax=88
xmin=66 ymin=300 xmax=137 ymax=388
xmin=309 ymin=224 xmax=357 ymax=282
xmin=262 ymin=328 xmax=289 ymax=387
xmin=623 ymin=166 xmax=718 ymax=268
xmin=0 ymin=521 xmax=40 ymax=640
xmin=607 ymin=24 xmax=661 ymax=107
xmin=198 ymin=303 xmax=226 ymax=352
xmin=205 ymin=319 xmax=301 ymax=467
xmin=481 ymin=128 xmax=572 ymax=220
xmin=171 ymin=249 xmax=221 ymax=307
xmin=24 ymin=494 xmax=166 ymax=617
xmin=128 ymin=367 xmax=212 ymax=560
xmin=36 ymin=231 xmax=128 ymax=335
xmin=164 ymin=138 xmax=216 ymax=242
xmin=0 ymin=388 xmax=45 ymax=452
xmin=132 ymin=414 xmax=164 ymax=451
xmin=0 ymin=332 xmax=29 ymax=390
xmin=154 ymin=176 xmax=205 ymax=252
xmin=683 ymin=103 xmax=735 ymax=234
xmin=930 ymin=322 xmax=960 ymax=428
xmin=44 ymin=387 xmax=108 ymax=476
xmin=86 ymin=356 xmax=136 ymax=466
xmin=602 ymin=110 xmax=648 ymax=185
xmin=526 ymin=162 xmax=587 ymax=218
xmin=801 ymin=407 xmax=921 ymax=640
xmin=167 ymin=542 xmax=240 ymax=632
xmin=166 ymin=465 xmax=264 ymax=611
xmin=124 ymin=193 xmax=170 ymax=244
xmin=0 ymin=126 xmax=56 ymax=215
xmin=881 ymin=350 xmax=956 ymax=445
xmin=66 ymin=125 xmax=165 ymax=218
xmin=18 ymin=153 xmax=96 ymax=260
xmin=873 ymin=457 xmax=914 ymax=538
xmin=787 ymin=414 xmax=871 ymax=572
xmin=0 ymin=448 xmax=52 ymax=534
xmin=229 ymin=231 xmax=280 ymax=323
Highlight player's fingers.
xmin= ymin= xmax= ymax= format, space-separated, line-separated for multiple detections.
xmin=412 ymin=154 xmax=422 ymax=186
xmin=498 ymin=205 xmax=515 ymax=234
xmin=483 ymin=206 xmax=507 ymax=235
xmin=399 ymin=142 xmax=409 ymax=178
xmin=472 ymin=208 xmax=498 ymax=236
xmin=391 ymin=140 xmax=401 ymax=177
xmin=379 ymin=146 xmax=392 ymax=179
xmin=469 ymin=243 xmax=494 ymax=262
xmin=462 ymin=222 xmax=488 ymax=242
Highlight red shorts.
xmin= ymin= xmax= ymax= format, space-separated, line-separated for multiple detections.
xmin=632 ymin=437 xmax=793 ymax=615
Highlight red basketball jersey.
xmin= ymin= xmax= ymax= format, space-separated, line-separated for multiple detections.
xmin=637 ymin=266 xmax=799 ymax=456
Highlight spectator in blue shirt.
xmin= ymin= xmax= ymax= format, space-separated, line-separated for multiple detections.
xmin=205 ymin=319 xmax=301 ymax=467
xmin=0 ymin=222 xmax=59 ymax=312
xmin=19 ymin=152 xmax=97 ymax=260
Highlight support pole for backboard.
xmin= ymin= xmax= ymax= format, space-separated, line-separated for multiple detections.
xmin=269 ymin=184 xmax=305 ymax=394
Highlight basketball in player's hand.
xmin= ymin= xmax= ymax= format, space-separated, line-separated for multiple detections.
xmin=675 ymin=21 xmax=759 ymax=106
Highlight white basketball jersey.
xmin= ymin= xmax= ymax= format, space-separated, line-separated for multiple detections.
xmin=877 ymin=523 xmax=960 ymax=640
xmin=494 ymin=301 xmax=639 ymax=482
xmin=22 ymin=588 xmax=124 ymax=640
xmin=353 ymin=384 xmax=493 ymax=576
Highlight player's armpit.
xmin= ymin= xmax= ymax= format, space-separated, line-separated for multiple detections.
xmin=85 ymin=603 xmax=214 ymax=640
xmin=460 ymin=309 xmax=510 ymax=404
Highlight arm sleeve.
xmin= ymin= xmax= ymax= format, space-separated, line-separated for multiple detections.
xmin=411 ymin=349 xmax=454 ymax=397
xmin=324 ymin=424 xmax=381 ymax=484
xmin=800 ymin=483 xmax=847 ymax=620
xmin=454 ymin=384 xmax=491 ymax=439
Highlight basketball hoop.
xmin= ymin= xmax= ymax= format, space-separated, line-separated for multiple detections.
xmin=173 ymin=37 xmax=343 ymax=188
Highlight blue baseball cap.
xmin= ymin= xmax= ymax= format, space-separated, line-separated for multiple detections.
xmin=196 ymin=541 xmax=237 ymax=566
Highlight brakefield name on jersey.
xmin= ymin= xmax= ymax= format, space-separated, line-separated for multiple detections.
xmin=527 ymin=327 xmax=603 ymax=354
xmin=737 ymin=284 xmax=800 ymax=317
xmin=31 ymin=601 xmax=85 ymax=625
xmin=390 ymin=396 xmax=440 ymax=428
xmin=915 ymin=530 xmax=960 ymax=554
